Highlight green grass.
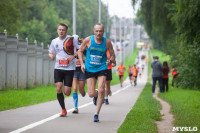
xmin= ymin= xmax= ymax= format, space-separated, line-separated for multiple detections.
xmin=159 ymin=88 xmax=200 ymax=132
xmin=151 ymin=49 xmax=170 ymax=64
xmin=0 ymin=85 xmax=56 ymax=111
xmin=118 ymin=49 xmax=200 ymax=133
xmin=118 ymin=83 xmax=161 ymax=133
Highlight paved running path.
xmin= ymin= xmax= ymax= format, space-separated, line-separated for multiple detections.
xmin=0 ymin=51 xmax=148 ymax=133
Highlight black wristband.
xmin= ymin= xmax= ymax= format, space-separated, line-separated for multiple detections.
xmin=74 ymin=55 xmax=77 ymax=59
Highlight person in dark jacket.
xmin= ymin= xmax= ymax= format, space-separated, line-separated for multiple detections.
xmin=162 ymin=61 xmax=170 ymax=92
xmin=151 ymin=56 xmax=163 ymax=94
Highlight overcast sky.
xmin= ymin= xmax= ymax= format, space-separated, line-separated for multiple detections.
xmin=101 ymin=0 xmax=140 ymax=18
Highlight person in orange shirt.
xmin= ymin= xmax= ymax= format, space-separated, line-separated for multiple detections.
xmin=104 ymin=50 xmax=116 ymax=104
xmin=145 ymin=57 xmax=148 ymax=65
xmin=117 ymin=62 xmax=126 ymax=87
xmin=171 ymin=67 xmax=178 ymax=88
xmin=132 ymin=64 xmax=138 ymax=86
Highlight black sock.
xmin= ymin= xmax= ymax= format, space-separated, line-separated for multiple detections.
xmin=57 ymin=93 xmax=65 ymax=110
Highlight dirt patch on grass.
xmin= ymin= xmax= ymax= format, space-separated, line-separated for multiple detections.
xmin=153 ymin=87 xmax=176 ymax=133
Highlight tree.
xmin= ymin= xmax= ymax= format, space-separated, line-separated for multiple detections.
xmin=0 ymin=0 xmax=21 ymax=34
xmin=18 ymin=18 xmax=49 ymax=45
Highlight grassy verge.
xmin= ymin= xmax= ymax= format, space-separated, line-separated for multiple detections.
xmin=0 ymin=85 xmax=56 ymax=111
xmin=118 ymin=49 xmax=200 ymax=132
xmin=118 ymin=83 xmax=161 ymax=133
xmin=159 ymin=88 xmax=200 ymax=132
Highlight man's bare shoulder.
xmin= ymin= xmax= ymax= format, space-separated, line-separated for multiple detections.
xmin=84 ymin=36 xmax=90 ymax=42
xmin=106 ymin=39 xmax=112 ymax=48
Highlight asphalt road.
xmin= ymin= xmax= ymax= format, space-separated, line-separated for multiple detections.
xmin=0 ymin=51 xmax=148 ymax=133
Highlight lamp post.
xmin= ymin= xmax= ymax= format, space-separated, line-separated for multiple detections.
xmin=98 ymin=0 xmax=101 ymax=23
xmin=73 ymin=0 xmax=76 ymax=35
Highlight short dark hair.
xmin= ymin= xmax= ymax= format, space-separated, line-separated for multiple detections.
xmin=94 ymin=23 xmax=104 ymax=31
xmin=58 ymin=23 xmax=68 ymax=30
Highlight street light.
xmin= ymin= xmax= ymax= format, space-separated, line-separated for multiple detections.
xmin=73 ymin=0 xmax=76 ymax=35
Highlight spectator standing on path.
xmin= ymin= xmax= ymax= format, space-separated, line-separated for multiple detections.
xmin=72 ymin=39 xmax=86 ymax=114
xmin=117 ymin=62 xmax=126 ymax=87
xmin=171 ymin=67 xmax=179 ymax=88
xmin=104 ymin=50 xmax=116 ymax=105
xmin=151 ymin=56 xmax=163 ymax=94
xmin=78 ymin=23 xmax=116 ymax=122
xmin=48 ymin=23 xmax=80 ymax=117
xmin=162 ymin=61 xmax=170 ymax=92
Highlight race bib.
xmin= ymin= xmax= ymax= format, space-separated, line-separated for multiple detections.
xmin=59 ymin=59 xmax=69 ymax=66
xmin=76 ymin=60 xmax=81 ymax=67
xmin=120 ymin=69 xmax=124 ymax=72
xmin=90 ymin=55 xmax=102 ymax=64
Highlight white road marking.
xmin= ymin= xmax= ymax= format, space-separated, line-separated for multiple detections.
xmin=10 ymin=85 xmax=130 ymax=133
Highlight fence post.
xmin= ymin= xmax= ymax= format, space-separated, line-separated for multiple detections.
xmin=48 ymin=44 xmax=55 ymax=84
xmin=17 ymin=35 xmax=28 ymax=89
xmin=6 ymin=35 xmax=18 ymax=89
xmin=27 ymin=39 xmax=36 ymax=88
xmin=0 ymin=32 xmax=7 ymax=90
xmin=35 ymin=40 xmax=43 ymax=85
xmin=42 ymin=44 xmax=50 ymax=85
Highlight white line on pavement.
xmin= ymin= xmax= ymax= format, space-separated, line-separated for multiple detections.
xmin=10 ymin=84 xmax=131 ymax=133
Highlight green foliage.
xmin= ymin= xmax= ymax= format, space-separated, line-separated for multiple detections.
xmin=134 ymin=9 xmax=144 ymax=25
xmin=0 ymin=0 xmax=109 ymax=46
xmin=0 ymin=0 xmax=21 ymax=35
xmin=170 ymin=0 xmax=200 ymax=89
xmin=118 ymin=83 xmax=161 ymax=133
xmin=135 ymin=0 xmax=200 ymax=89
xmin=18 ymin=18 xmax=49 ymax=45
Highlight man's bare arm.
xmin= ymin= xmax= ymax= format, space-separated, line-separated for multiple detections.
xmin=49 ymin=53 xmax=55 ymax=60
xmin=106 ymin=39 xmax=116 ymax=66
xmin=78 ymin=37 xmax=90 ymax=72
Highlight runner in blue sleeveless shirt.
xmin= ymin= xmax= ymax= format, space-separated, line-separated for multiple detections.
xmin=78 ymin=23 xmax=116 ymax=122
xmin=85 ymin=35 xmax=108 ymax=72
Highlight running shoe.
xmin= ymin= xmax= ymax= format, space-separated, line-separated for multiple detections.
xmin=108 ymin=90 xmax=112 ymax=96
xmin=93 ymin=90 xmax=98 ymax=106
xmin=93 ymin=114 xmax=99 ymax=122
xmin=105 ymin=99 xmax=109 ymax=105
xmin=60 ymin=109 xmax=67 ymax=117
xmin=81 ymin=90 xmax=86 ymax=97
xmin=72 ymin=108 xmax=79 ymax=114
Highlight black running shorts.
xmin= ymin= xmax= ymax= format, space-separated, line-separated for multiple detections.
xmin=54 ymin=69 xmax=74 ymax=87
xmin=85 ymin=70 xmax=108 ymax=79
xmin=106 ymin=69 xmax=112 ymax=81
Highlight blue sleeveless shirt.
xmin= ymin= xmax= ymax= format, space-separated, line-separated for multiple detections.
xmin=85 ymin=35 xmax=108 ymax=72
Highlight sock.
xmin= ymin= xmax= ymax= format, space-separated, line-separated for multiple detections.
xmin=73 ymin=93 xmax=78 ymax=108
xmin=57 ymin=93 xmax=65 ymax=110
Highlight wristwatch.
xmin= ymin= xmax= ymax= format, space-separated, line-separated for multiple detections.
xmin=74 ymin=55 xmax=77 ymax=59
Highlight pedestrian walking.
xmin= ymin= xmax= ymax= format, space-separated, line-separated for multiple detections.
xmin=151 ymin=56 xmax=163 ymax=94
xmin=48 ymin=23 xmax=80 ymax=117
xmin=77 ymin=23 xmax=116 ymax=122
xmin=162 ymin=61 xmax=170 ymax=92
